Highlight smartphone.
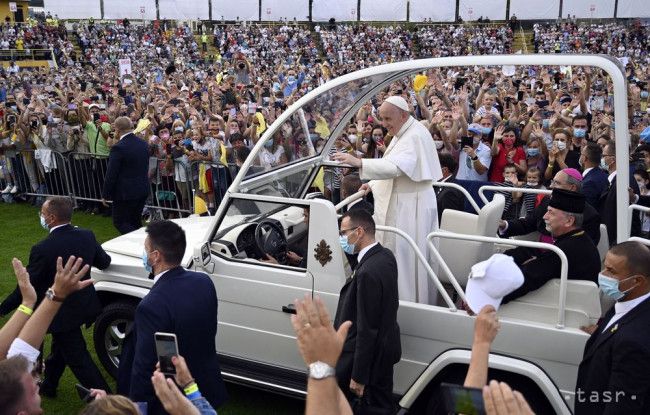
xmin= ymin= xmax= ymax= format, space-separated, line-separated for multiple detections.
xmin=441 ymin=382 xmax=486 ymax=415
xmin=75 ymin=383 xmax=94 ymax=403
xmin=229 ymin=108 xmax=237 ymax=118
xmin=68 ymin=103 xmax=77 ymax=110
xmin=93 ymin=113 xmax=100 ymax=122
xmin=154 ymin=332 xmax=178 ymax=375
xmin=461 ymin=136 xmax=473 ymax=149
xmin=248 ymin=103 xmax=257 ymax=114
xmin=517 ymin=90 xmax=524 ymax=102
xmin=536 ymin=100 xmax=549 ymax=108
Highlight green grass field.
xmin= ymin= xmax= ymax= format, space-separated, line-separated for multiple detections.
xmin=0 ymin=203 xmax=303 ymax=414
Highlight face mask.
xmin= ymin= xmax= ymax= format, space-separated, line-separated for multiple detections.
xmin=481 ymin=127 xmax=492 ymax=135
xmin=598 ymin=273 xmax=637 ymax=301
xmin=339 ymin=232 xmax=356 ymax=255
xmin=555 ymin=141 xmax=567 ymax=151
xmin=264 ymin=140 xmax=273 ymax=148
xmin=142 ymin=250 xmax=153 ymax=274
xmin=641 ymin=91 xmax=649 ymax=99
xmin=600 ymin=157 xmax=609 ymax=170
xmin=39 ymin=214 xmax=49 ymax=231
xmin=573 ymin=128 xmax=586 ymax=138
xmin=542 ymin=119 xmax=550 ymax=128
xmin=503 ymin=137 xmax=515 ymax=147
xmin=526 ymin=148 xmax=540 ymax=157
xmin=287 ymin=76 xmax=296 ymax=84
xmin=636 ymin=180 xmax=646 ymax=191
xmin=52 ymin=117 xmax=61 ymax=124
xmin=527 ymin=181 xmax=539 ymax=187
xmin=348 ymin=134 xmax=357 ymax=143
xmin=434 ymin=140 xmax=444 ymax=150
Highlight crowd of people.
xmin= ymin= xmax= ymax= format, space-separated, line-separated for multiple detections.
xmin=0 ymin=14 xmax=649 ymax=414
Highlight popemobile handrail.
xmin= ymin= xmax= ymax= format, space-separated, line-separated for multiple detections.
xmin=426 ymin=231 xmax=570 ymax=329
xmin=433 ymin=181 xmax=481 ymax=213
xmin=628 ymin=204 xmax=650 ymax=236
xmin=478 ymin=185 xmax=551 ymax=205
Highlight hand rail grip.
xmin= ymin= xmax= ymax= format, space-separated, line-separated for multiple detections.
xmin=375 ymin=225 xmax=456 ymax=309
xmin=335 ymin=190 xmax=367 ymax=212
xmin=478 ymin=185 xmax=551 ymax=205
xmin=427 ymin=231 xmax=569 ymax=329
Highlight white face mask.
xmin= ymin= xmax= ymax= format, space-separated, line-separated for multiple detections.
xmin=348 ymin=134 xmax=357 ymax=144
xmin=527 ymin=181 xmax=539 ymax=187
xmin=555 ymin=141 xmax=567 ymax=151
xmin=434 ymin=140 xmax=444 ymax=150
xmin=52 ymin=117 xmax=61 ymax=124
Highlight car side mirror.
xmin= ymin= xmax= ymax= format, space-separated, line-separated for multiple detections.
xmin=200 ymin=242 xmax=211 ymax=267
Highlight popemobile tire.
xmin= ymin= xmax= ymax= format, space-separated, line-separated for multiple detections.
xmin=93 ymin=301 xmax=136 ymax=378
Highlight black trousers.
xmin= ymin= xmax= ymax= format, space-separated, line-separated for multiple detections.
xmin=112 ymin=198 xmax=146 ymax=234
xmin=337 ymin=352 xmax=395 ymax=414
xmin=41 ymin=327 xmax=111 ymax=393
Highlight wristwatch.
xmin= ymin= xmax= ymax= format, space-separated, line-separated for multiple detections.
xmin=308 ymin=361 xmax=336 ymax=379
xmin=45 ymin=287 xmax=64 ymax=302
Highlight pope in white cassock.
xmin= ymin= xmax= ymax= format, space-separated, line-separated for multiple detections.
xmin=333 ymin=96 xmax=442 ymax=304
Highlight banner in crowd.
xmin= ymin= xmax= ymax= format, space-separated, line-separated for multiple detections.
xmin=410 ymin=0 xmax=456 ymax=22
xmin=261 ymin=0 xmax=309 ymax=20
xmin=43 ymin=0 xmax=102 ymax=19
xmin=562 ymin=0 xmax=615 ymax=19
xmin=312 ymin=0 xmax=358 ymax=22
xmin=617 ymin=0 xmax=650 ymax=18
xmin=213 ymin=0 xmax=259 ymax=21
xmin=509 ymin=0 xmax=560 ymax=20
xmin=459 ymin=0 xmax=507 ymax=21
xmin=159 ymin=0 xmax=209 ymax=20
xmin=360 ymin=0 xmax=407 ymax=21
xmin=103 ymin=0 xmax=157 ymax=20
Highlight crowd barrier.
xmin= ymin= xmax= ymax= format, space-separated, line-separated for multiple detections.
xmin=0 ymin=150 xmax=235 ymax=219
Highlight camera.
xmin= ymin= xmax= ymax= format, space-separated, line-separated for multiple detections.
xmin=238 ymin=62 xmax=246 ymax=70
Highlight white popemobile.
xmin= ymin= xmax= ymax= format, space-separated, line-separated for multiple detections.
xmin=91 ymin=55 xmax=647 ymax=414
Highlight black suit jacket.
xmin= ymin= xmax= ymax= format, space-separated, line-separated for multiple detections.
xmin=598 ymin=172 xmax=641 ymax=245
xmin=501 ymin=195 xmax=601 ymax=245
xmin=102 ymin=132 xmax=150 ymax=201
xmin=0 ymin=224 xmax=111 ymax=332
xmin=435 ymin=176 xmax=465 ymax=221
xmin=117 ymin=267 xmax=227 ymax=414
xmin=582 ymin=167 xmax=609 ymax=209
xmin=334 ymin=243 xmax=401 ymax=387
xmin=503 ymin=229 xmax=601 ymax=303
xmin=575 ymin=296 xmax=650 ymax=414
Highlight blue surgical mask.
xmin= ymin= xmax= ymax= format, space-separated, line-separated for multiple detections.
xmin=339 ymin=234 xmax=356 ymax=255
xmin=481 ymin=126 xmax=493 ymax=135
xmin=142 ymin=250 xmax=153 ymax=273
xmin=600 ymin=157 xmax=609 ymax=170
xmin=598 ymin=273 xmax=637 ymax=301
xmin=641 ymin=91 xmax=649 ymax=99
xmin=39 ymin=214 xmax=49 ymax=231
xmin=542 ymin=119 xmax=550 ymax=128
xmin=264 ymin=140 xmax=273 ymax=148
xmin=287 ymin=75 xmax=296 ymax=84
xmin=526 ymin=148 xmax=540 ymax=157
xmin=573 ymin=128 xmax=586 ymax=138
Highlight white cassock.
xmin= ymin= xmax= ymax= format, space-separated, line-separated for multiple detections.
xmin=360 ymin=116 xmax=442 ymax=304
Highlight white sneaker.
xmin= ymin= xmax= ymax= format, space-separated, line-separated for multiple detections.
xmin=1 ymin=185 xmax=11 ymax=193
xmin=10 ymin=185 xmax=18 ymax=194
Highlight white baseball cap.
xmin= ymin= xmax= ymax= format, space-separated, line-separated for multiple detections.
xmin=384 ymin=95 xmax=409 ymax=112
xmin=465 ymin=254 xmax=524 ymax=314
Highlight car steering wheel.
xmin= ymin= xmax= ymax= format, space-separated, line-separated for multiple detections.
xmin=255 ymin=219 xmax=288 ymax=264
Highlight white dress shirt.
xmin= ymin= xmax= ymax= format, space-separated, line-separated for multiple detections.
xmin=603 ymin=291 xmax=650 ymax=331
xmin=357 ymin=241 xmax=379 ymax=263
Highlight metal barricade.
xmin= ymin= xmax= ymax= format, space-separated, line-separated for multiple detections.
xmin=8 ymin=150 xmax=71 ymax=201
xmin=189 ymin=161 xmax=234 ymax=214
xmin=66 ymin=152 xmax=109 ymax=206
xmin=145 ymin=156 xmax=194 ymax=219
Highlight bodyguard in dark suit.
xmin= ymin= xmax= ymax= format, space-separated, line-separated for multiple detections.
xmin=341 ymin=173 xmax=374 ymax=215
xmin=579 ymin=143 xmax=609 ymax=208
xmin=117 ymin=220 xmax=227 ymax=414
xmin=503 ymin=189 xmax=601 ymax=303
xmin=498 ymin=169 xmax=601 ymax=244
xmin=598 ymin=142 xmax=641 ymax=245
xmin=575 ymin=241 xmax=650 ymax=414
xmin=102 ymin=116 xmax=150 ymax=234
xmin=0 ymin=197 xmax=111 ymax=395
xmin=435 ymin=153 xmax=465 ymax=221
xmin=334 ymin=209 xmax=401 ymax=413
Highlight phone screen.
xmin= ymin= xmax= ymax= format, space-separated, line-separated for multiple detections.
xmin=154 ymin=332 xmax=178 ymax=375
xmin=517 ymin=91 xmax=524 ymax=102
xmin=461 ymin=136 xmax=474 ymax=149
xmin=75 ymin=383 xmax=93 ymax=403
xmin=441 ymin=382 xmax=486 ymax=415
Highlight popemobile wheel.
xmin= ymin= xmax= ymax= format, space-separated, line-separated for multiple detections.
xmin=93 ymin=301 xmax=136 ymax=378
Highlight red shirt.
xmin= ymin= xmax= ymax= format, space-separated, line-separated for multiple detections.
xmin=489 ymin=144 xmax=525 ymax=182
